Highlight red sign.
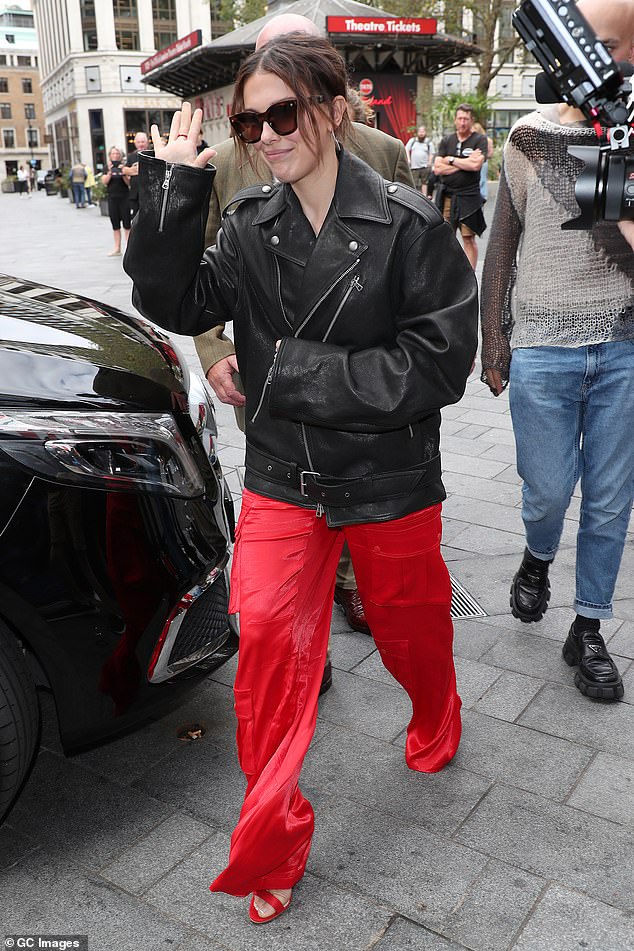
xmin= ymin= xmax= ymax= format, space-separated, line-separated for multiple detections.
xmin=140 ymin=30 xmax=202 ymax=75
xmin=359 ymin=78 xmax=373 ymax=97
xmin=326 ymin=16 xmax=436 ymax=36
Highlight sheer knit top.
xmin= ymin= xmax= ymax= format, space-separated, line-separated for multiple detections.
xmin=480 ymin=107 xmax=634 ymax=387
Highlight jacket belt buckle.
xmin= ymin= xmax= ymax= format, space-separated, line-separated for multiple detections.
xmin=299 ymin=470 xmax=320 ymax=497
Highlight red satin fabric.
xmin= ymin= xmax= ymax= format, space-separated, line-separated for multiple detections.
xmin=209 ymin=490 xmax=461 ymax=898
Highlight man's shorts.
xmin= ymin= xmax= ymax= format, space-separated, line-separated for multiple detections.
xmin=412 ymin=167 xmax=431 ymax=189
xmin=443 ymin=196 xmax=476 ymax=237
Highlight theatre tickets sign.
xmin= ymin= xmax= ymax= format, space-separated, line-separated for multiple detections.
xmin=326 ymin=16 xmax=437 ymax=36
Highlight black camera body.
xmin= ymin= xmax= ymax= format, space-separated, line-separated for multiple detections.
xmin=513 ymin=0 xmax=634 ymax=228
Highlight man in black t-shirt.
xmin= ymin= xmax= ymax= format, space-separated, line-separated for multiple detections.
xmin=434 ymin=104 xmax=487 ymax=269
xmin=122 ymin=131 xmax=149 ymax=221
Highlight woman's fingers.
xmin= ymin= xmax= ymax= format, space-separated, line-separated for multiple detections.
xmin=150 ymin=123 xmax=163 ymax=153
xmin=193 ymin=147 xmax=217 ymax=168
xmin=168 ymin=110 xmax=181 ymax=144
xmin=178 ymin=101 xmax=192 ymax=136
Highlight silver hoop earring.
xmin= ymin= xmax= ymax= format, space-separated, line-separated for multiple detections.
xmin=331 ymin=130 xmax=340 ymax=149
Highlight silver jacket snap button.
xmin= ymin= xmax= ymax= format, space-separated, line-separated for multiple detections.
xmin=348 ymin=240 xmax=359 ymax=251
xmin=271 ymin=235 xmax=280 ymax=246
xmin=387 ymin=184 xmax=398 ymax=193
xmin=261 ymin=184 xmax=272 ymax=193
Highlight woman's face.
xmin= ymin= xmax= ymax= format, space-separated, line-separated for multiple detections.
xmin=243 ymin=71 xmax=333 ymax=185
xmin=109 ymin=148 xmax=121 ymax=162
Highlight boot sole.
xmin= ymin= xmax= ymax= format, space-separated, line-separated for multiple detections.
xmin=509 ymin=580 xmax=550 ymax=623
xmin=562 ymin=643 xmax=624 ymax=702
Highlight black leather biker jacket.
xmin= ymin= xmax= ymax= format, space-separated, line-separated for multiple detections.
xmin=124 ymin=148 xmax=478 ymax=526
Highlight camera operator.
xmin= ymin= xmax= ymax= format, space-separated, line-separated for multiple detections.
xmin=480 ymin=0 xmax=634 ymax=702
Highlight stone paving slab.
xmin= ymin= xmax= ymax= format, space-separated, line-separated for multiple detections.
xmin=513 ymin=885 xmax=634 ymax=951
xmin=453 ymin=784 xmax=634 ymax=911
xmin=2 ymin=189 xmax=634 ymax=950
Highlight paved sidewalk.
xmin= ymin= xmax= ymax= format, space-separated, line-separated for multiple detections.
xmin=1 ymin=190 xmax=633 ymax=951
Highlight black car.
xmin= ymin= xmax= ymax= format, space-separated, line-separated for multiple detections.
xmin=0 ymin=274 xmax=237 ymax=824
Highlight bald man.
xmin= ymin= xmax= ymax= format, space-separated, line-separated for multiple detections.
xmin=480 ymin=0 xmax=634 ymax=702
xmin=193 ymin=16 xmax=414 ymax=647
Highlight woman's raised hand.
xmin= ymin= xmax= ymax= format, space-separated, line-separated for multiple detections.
xmin=150 ymin=102 xmax=216 ymax=168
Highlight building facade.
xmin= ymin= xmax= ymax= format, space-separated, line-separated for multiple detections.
xmin=33 ymin=0 xmax=214 ymax=172
xmin=431 ymin=4 xmax=539 ymax=139
xmin=0 ymin=3 xmax=49 ymax=179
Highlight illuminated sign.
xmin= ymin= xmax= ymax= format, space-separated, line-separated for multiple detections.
xmin=141 ymin=30 xmax=202 ymax=75
xmin=326 ymin=16 xmax=437 ymax=36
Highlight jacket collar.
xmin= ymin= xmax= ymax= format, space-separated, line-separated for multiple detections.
xmin=251 ymin=147 xmax=392 ymax=227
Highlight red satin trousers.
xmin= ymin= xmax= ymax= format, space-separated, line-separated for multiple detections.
xmin=209 ymin=489 xmax=461 ymax=898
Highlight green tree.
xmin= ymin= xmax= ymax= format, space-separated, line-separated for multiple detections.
xmin=429 ymin=89 xmax=495 ymax=139
xmin=358 ymin=0 xmax=519 ymax=96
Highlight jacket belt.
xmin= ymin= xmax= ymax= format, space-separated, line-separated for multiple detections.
xmin=246 ymin=445 xmax=441 ymax=507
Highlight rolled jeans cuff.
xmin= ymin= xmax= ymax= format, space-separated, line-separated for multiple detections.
xmin=574 ymin=599 xmax=613 ymax=620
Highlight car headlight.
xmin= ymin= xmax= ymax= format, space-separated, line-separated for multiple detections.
xmin=186 ymin=372 xmax=218 ymax=464
xmin=0 ymin=411 xmax=204 ymax=498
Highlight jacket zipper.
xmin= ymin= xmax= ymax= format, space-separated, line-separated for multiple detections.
xmin=293 ymin=259 xmax=360 ymax=338
xmin=158 ymin=163 xmax=174 ymax=233
xmin=250 ymin=350 xmax=278 ymax=424
xmin=301 ymin=422 xmax=324 ymax=517
xmin=274 ymin=256 xmax=293 ymax=330
xmin=322 ymin=274 xmax=364 ymax=342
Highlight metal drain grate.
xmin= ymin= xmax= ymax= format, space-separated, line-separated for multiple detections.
xmin=449 ymin=572 xmax=487 ymax=620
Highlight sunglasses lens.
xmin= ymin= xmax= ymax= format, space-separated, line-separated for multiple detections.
xmin=230 ymin=115 xmax=261 ymax=143
xmin=268 ymin=101 xmax=298 ymax=136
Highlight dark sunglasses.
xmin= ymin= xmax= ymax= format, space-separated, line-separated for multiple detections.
xmin=229 ymin=97 xmax=325 ymax=144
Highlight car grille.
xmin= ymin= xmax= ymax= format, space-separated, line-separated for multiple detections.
xmin=168 ymin=571 xmax=230 ymax=665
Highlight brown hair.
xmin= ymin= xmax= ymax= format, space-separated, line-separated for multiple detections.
xmin=455 ymin=103 xmax=475 ymax=117
xmin=230 ymin=34 xmax=350 ymax=163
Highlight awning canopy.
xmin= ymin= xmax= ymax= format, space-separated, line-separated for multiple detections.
xmin=142 ymin=0 xmax=480 ymax=98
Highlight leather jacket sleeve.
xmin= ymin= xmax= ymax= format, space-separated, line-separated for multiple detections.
xmin=268 ymin=220 xmax=478 ymax=433
xmin=123 ymin=154 xmax=242 ymax=336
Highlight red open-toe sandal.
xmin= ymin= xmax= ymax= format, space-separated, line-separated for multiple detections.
xmin=248 ymin=889 xmax=292 ymax=924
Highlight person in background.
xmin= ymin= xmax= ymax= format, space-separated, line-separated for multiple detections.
xmin=124 ymin=35 xmax=477 ymax=923
xmin=193 ymin=15 xmax=415 ymax=670
xmin=405 ymin=125 xmax=435 ymax=196
xmin=480 ymin=0 xmax=634 ymax=703
xmin=16 ymin=165 xmax=29 ymax=198
xmin=433 ymin=104 xmax=487 ymax=269
xmin=85 ymin=163 xmax=96 ymax=206
xmin=101 ymin=146 xmax=130 ymax=257
xmin=122 ymin=131 xmax=149 ymax=222
xmin=70 ymin=159 xmax=87 ymax=208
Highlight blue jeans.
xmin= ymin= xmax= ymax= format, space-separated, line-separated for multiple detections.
xmin=71 ymin=182 xmax=86 ymax=207
xmin=509 ymin=343 xmax=634 ymax=619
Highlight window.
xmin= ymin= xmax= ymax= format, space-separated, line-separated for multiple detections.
xmin=80 ymin=0 xmax=98 ymax=51
xmin=116 ymin=29 xmax=139 ymax=49
xmin=0 ymin=77 xmax=7 ymax=92
xmin=22 ymin=78 xmax=32 ymax=94
xmin=0 ymin=56 xmax=6 ymax=65
xmin=442 ymin=74 xmax=461 ymax=94
xmin=24 ymin=103 xmax=36 ymax=119
xmin=495 ymin=74 xmax=513 ymax=97
xmin=26 ymin=127 xmax=39 ymax=148
xmin=17 ymin=55 xmax=31 ymax=67
xmin=85 ymin=65 xmax=101 ymax=92
xmin=153 ymin=0 xmax=177 ymax=49
xmin=114 ymin=0 xmax=139 ymax=50
xmin=5 ymin=34 xmax=15 ymax=44
xmin=0 ymin=102 xmax=11 ymax=118
xmin=120 ymin=65 xmax=144 ymax=91
xmin=521 ymin=74 xmax=536 ymax=98
xmin=2 ymin=128 xmax=15 ymax=148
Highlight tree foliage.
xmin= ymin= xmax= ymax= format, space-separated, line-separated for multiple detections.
xmin=359 ymin=0 xmax=519 ymax=96
xmin=429 ymin=89 xmax=496 ymax=138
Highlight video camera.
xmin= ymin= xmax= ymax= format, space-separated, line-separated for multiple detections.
xmin=513 ymin=0 xmax=634 ymax=228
